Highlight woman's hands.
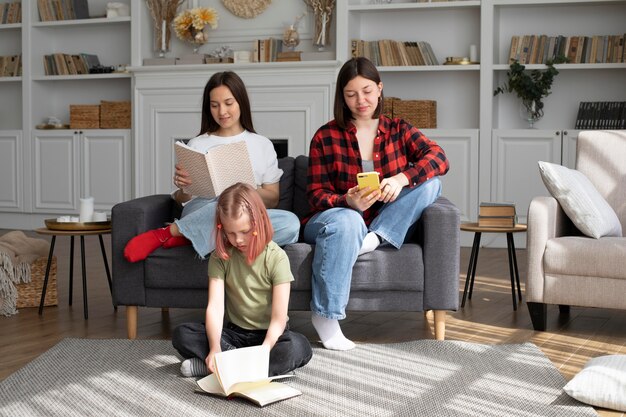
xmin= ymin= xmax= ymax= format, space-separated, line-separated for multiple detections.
xmin=347 ymin=173 xmax=408 ymax=209
xmin=173 ymin=164 xmax=191 ymax=189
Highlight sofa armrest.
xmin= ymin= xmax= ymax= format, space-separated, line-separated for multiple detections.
xmin=526 ymin=196 xmax=573 ymax=303
xmin=418 ymin=196 xmax=460 ymax=311
xmin=111 ymin=194 xmax=175 ymax=306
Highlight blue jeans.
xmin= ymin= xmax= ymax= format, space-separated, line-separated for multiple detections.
xmin=175 ymin=197 xmax=300 ymax=258
xmin=303 ymin=177 xmax=442 ymax=319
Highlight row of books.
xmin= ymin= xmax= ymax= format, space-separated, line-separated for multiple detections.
xmin=0 ymin=1 xmax=21 ymax=24
xmin=252 ymin=38 xmax=283 ymax=63
xmin=509 ymin=34 xmax=626 ymax=65
xmin=351 ymin=39 xmax=439 ymax=66
xmin=43 ymin=53 xmax=100 ymax=76
xmin=575 ymin=102 xmax=626 ymax=130
xmin=37 ymin=0 xmax=90 ymax=22
xmin=0 ymin=55 xmax=21 ymax=77
xmin=478 ymin=202 xmax=517 ymax=228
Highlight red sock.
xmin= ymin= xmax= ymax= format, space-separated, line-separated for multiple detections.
xmin=162 ymin=235 xmax=191 ymax=249
xmin=123 ymin=226 xmax=172 ymax=263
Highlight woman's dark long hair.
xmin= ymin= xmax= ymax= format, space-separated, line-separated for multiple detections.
xmin=334 ymin=57 xmax=383 ymax=129
xmin=199 ymin=71 xmax=256 ymax=135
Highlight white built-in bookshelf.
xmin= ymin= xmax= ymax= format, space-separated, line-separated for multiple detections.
xmin=0 ymin=0 xmax=625 ymax=243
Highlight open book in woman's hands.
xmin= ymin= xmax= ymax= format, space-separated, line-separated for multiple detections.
xmin=195 ymin=345 xmax=301 ymax=407
xmin=174 ymin=140 xmax=256 ymax=199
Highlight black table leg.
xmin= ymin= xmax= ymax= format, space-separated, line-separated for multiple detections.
xmin=509 ymin=233 xmax=522 ymax=301
xmin=38 ymin=235 xmax=56 ymax=315
xmin=468 ymin=232 xmax=482 ymax=300
xmin=98 ymin=234 xmax=116 ymax=311
xmin=80 ymin=236 xmax=88 ymax=319
xmin=462 ymin=232 xmax=480 ymax=307
xmin=69 ymin=236 xmax=74 ymax=306
xmin=506 ymin=233 xmax=518 ymax=310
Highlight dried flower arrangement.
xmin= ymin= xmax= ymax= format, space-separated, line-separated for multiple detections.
xmin=145 ymin=0 xmax=185 ymax=53
xmin=173 ymin=7 xmax=219 ymax=46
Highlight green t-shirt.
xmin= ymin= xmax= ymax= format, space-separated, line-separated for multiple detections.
xmin=208 ymin=241 xmax=294 ymax=330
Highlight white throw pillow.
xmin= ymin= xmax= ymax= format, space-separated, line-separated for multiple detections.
xmin=538 ymin=161 xmax=622 ymax=239
xmin=563 ymin=354 xmax=626 ymax=412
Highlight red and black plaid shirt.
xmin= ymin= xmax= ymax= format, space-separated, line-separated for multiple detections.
xmin=304 ymin=115 xmax=449 ymax=226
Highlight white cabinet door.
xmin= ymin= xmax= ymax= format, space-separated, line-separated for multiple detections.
xmin=422 ymin=129 xmax=479 ymax=224
xmin=491 ymin=129 xmax=561 ymax=225
xmin=561 ymin=130 xmax=579 ymax=169
xmin=33 ymin=130 xmax=78 ymax=212
xmin=81 ymin=130 xmax=131 ymax=210
xmin=0 ymin=131 xmax=22 ymax=211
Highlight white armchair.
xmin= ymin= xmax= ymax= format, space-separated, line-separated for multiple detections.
xmin=526 ymin=130 xmax=626 ymax=331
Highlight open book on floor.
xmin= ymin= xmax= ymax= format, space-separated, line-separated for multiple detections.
xmin=174 ymin=140 xmax=256 ymax=199
xmin=195 ymin=345 xmax=301 ymax=407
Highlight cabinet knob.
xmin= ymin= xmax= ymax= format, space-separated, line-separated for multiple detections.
xmin=555 ymin=131 xmax=560 ymax=136
xmin=563 ymin=131 xmax=568 ymax=136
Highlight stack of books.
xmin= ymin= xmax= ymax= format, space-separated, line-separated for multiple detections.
xmin=478 ymin=202 xmax=517 ymax=228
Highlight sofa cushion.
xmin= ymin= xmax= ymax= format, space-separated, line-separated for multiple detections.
xmin=293 ymin=155 xmax=310 ymax=221
xmin=277 ymin=157 xmax=295 ymax=212
xmin=284 ymin=243 xmax=424 ymax=292
xmin=544 ymin=236 xmax=626 ymax=280
xmin=538 ymin=161 xmax=622 ymax=239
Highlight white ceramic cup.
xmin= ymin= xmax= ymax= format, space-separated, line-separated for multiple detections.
xmin=79 ymin=197 xmax=95 ymax=222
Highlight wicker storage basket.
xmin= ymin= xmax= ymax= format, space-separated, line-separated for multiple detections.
xmin=383 ymin=96 xmax=398 ymax=119
xmin=16 ymin=256 xmax=58 ymax=308
xmin=70 ymin=104 xmax=100 ymax=129
xmin=100 ymin=100 xmax=131 ymax=129
xmin=392 ymin=99 xmax=437 ymax=128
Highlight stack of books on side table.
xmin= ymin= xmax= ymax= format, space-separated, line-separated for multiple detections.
xmin=478 ymin=202 xmax=517 ymax=228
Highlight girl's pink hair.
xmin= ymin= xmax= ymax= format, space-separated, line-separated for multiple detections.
xmin=214 ymin=182 xmax=273 ymax=264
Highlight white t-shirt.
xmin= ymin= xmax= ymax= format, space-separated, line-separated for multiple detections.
xmin=186 ymin=130 xmax=282 ymax=186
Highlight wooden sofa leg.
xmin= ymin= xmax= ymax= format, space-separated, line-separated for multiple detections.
xmin=126 ymin=306 xmax=138 ymax=339
xmin=527 ymin=302 xmax=547 ymax=331
xmin=433 ymin=310 xmax=446 ymax=340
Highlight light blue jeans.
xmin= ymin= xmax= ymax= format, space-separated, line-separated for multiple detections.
xmin=175 ymin=197 xmax=300 ymax=258
xmin=303 ymin=177 xmax=442 ymax=319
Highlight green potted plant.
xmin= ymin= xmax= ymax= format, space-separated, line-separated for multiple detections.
xmin=494 ymin=56 xmax=568 ymax=128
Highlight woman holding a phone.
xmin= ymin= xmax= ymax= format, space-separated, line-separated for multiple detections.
xmin=302 ymin=57 xmax=449 ymax=351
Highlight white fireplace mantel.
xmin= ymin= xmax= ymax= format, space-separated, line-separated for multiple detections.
xmin=130 ymin=61 xmax=339 ymax=198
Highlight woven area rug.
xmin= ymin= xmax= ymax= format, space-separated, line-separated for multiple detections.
xmin=0 ymin=338 xmax=596 ymax=417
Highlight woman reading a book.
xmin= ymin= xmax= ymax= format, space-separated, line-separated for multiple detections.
xmin=303 ymin=57 xmax=449 ymax=350
xmin=172 ymin=182 xmax=312 ymax=377
xmin=123 ymin=71 xmax=300 ymax=262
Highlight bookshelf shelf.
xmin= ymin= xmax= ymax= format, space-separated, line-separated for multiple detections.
xmin=494 ymin=63 xmax=626 ymax=71
xmin=0 ymin=23 xmax=21 ymax=30
xmin=0 ymin=76 xmax=21 ymax=82
xmin=378 ymin=65 xmax=480 ymax=72
xmin=348 ymin=1 xmax=480 ymax=12
xmin=32 ymin=16 xmax=131 ymax=28
xmin=32 ymin=73 xmax=132 ymax=81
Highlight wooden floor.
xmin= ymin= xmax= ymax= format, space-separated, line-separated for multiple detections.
xmin=1 ymin=230 xmax=625 ymax=416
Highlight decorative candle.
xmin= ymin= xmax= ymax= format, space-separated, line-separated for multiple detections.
xmin=161 ymin=19 xmax=166 ymax=51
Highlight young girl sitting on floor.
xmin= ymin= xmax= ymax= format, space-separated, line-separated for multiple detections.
xmin=172 ymin=182 xmax=312 ymax=377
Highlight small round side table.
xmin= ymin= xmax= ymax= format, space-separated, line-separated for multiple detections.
xmin=34 ymin=227 xmax=113 ymax=319
xmin=460 ymin=223 xmax=527 ymax=311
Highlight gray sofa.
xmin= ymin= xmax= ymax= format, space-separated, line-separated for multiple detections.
xmin=112 ymin=156 xmax=461 ymax=340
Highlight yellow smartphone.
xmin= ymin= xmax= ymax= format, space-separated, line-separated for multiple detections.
xmin=357 ymin=171 xmax=380 ymax=195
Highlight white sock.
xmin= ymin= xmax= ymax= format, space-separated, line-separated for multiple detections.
xmin=311 ymin=313 xmax=355 ymax=351
xmin=358 ymin=232 xmax=380 ymax=256
xmin=180 ymin=358 xmax=208 ymax=377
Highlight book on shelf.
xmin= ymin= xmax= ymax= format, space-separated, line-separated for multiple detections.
xmin=478 ymin=215 xmax=517 ymax=228
xmin=479 ymin=201 xmax=516 ymax=218
xmin=174 ymin=140 xmax=256 ymax=199
xmin=575 ymin=101 xmax=626 ymax=130
xmin=0 ymin=2 xmax=21 ymax=24
xmin=508 ymin=34 xmax=626 ymax=64
xmin=195 ymin=345 xmax=301 ymax=407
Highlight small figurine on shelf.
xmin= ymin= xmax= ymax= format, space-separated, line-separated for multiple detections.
xmin=208 ymin=45 xmax=233 ymax=63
